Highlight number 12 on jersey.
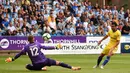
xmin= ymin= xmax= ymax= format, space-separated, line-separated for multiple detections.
xmin=30 ymin=47 xmax=39 ymax=56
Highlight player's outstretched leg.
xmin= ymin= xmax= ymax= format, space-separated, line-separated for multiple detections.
xmin=26 ymin=64 xmax=43 ymax=70
xmin=41 ymin=67 xmax=47 ymax=71
xmin=93 ymin=54 xmax=105 ymax=68
xmin=26 ymin=64 xmax=34 ymax=70
xmin=46 ymin=58 xmax=81 ymax=71
xmin=71 ymin=67 xmax=81 ymax=71
xmin=100 ymin=56 xmax=111 ymax=69
xmin=56 ymin=61 xmax=81 ymax=71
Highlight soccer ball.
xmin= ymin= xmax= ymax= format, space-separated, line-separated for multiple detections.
xmin=42 ymin=33 xmax=51 ymax=40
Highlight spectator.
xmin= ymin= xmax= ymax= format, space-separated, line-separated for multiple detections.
xmin=106 ymin=19 xmax=111 ymax=31
xmin=121 ymin=22 xmax=130 ymax=35
xmin=66 ymin=14 xmax=77 ymax=27
xmin=44 ymin=10 xmax=49 ymax=20
xmin=125 ymin=14 xmax=130 ymax=22
xmin=31 ymin=28 xmax=39 ymax=36
xmin=119 ymin=7 xmax=125 ymax=20
xmin=85 ymin=23 xmax=92 ymax=36
xmin=63 ymin=24 xmax=71 ymax=36
xmin=90 ymin=15 xmax=98 ymax=26
xmin=22 ymin=27 xmax=30 ymax=36
xmin=71 ymin=2 xmax=78 ymax=15
xmin=97 ymin=25 xmax=105 ymax=36
xmin=102 ymin=22 xmax=109 ymax=35
xmin=12 ymin=30 xmax=17 ymax=36
xmin=112 ymin=15 xmax=119 ymax=25
xmin=31 ymin=16 xmax=37 ymax=25
xmin=53 ymin=0 xmax=59 ymax=7
xmin=87 ymin=1 xmax=92 ymax=10
xmin=86 ymin=28 xmax=93 ymax=36
xmin=7 ymin=22 xmax=16 ymax=33
xmin=37 ymin=16 xmax=44 ymax=29
xmin=43 ymin=20 xmax=52 ymax=34
xmin=15 ymin=23 xmax=21 ymax=32
xmin=118 ymin=19 xmax=124 ymax=31
xmin=80 ymin=12 xmax=87 ymax=22
xmin=21 ymin=22 xmax=30 ymax=32
xmin=51 ymin=30 xmax=57 ymax=36
xmin=83 ymin=0 xmax=89 ymax=7
xmin=94 ymin=3 xmax=100 ymax=9
xmin=76 ymin=23 xmax=85 ymax=35
xmin=17 ymin=29 xmax=24 ymax=36
xmin=2 ymin=17 xmax=10 ymax=29
xmin=57 ymin=19 xmax=65 ymax=35
xmin=0 ymin=14 xmax=5 ymax=30
xmin=69 ymin=23 xmax=76 ymax=35
xmin=49 ymin=16 xmax=57 ymax=30
xmin=124 ymin=9 xmax=130 ymax=19
xmin=75 ymin=6 xmax=83 ymax=17
xmin=4 ymin=29 xmax=13 ymax=36
xmin=93 ymin=28 xmax=99 ymax=36
xmin=56 ymin=11 xmax=65 ymax=24
xmin=112 ymin=5 xmax=118 ymax=15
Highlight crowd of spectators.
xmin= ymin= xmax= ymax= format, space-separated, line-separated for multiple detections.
xmin=0 ymin=0 xmax=130 ymax=36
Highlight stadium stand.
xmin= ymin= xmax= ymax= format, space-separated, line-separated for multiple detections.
xmin=0 ymin=0 xmax=130 ymax=36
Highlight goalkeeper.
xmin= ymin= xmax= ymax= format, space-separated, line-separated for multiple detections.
xmin=5 ymin=35 xmax=81 ymax=71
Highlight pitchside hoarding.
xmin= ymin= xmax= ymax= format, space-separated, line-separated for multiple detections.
xmin=121 ymin=43 xmax=130 ymax=53
xmin=51 ymin=36 xmax=86 ymax=43
xmin=86 ymin=37 xmax=121 ymax=54
xmin=0 ymin=36 xmax=125 ymax=54
xmin=121 ymin=36 xmax=130 ymax=53
xmin=0 ymin=36 xmax=86 ymax=50
xmin=0 ymin=36 xmax=43 ymax=50
xmin=41 ymin=43 xmax=103 ymax=54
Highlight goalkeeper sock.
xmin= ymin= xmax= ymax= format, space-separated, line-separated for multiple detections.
xmin=59 ymin=62 xmax=72 ymax=69
xmin=102 ymin=56 xmax=110 ymax=66
xmin=97 ymin=56 xmax=103 ymax=66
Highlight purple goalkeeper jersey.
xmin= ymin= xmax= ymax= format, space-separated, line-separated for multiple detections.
xmin=14 ymin=42 xmax=55 ymax=65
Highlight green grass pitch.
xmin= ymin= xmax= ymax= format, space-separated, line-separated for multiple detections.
xmin=0 ymin=54 xmax=130 ymax=73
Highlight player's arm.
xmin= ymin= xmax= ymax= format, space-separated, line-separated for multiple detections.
xmin=12 ymin=49 xmax=26 ymax=60
xmin=98 ymin=35 xmax=109 ymax=45
xmin=39 ymin=43 xmax=62 ymax=50
xmin=5 ymin=48 xmax=26 ymax=63
xmin=41 ymin=46 xmax=55 ymax=50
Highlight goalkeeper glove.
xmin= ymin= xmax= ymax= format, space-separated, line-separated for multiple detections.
xmin=55 ymin=43 xmax=62 ymax=49
xmin=5 ymin=57 xmax=14 ymax=63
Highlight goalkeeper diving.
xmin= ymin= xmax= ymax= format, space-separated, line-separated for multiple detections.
xmin=5 ymin=35 xmax=81 ymax=71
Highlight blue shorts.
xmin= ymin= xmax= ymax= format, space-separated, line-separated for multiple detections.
xmin=26 ymin=58 xmax=56 ymax=70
